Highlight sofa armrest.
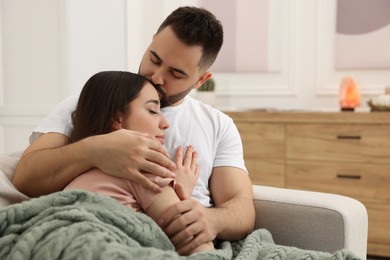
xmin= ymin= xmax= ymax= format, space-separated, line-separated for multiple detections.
xmin=252 ymin=185 xmax=368 ymax=259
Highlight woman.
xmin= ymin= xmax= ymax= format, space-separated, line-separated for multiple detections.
xmin=64 ymin=71 xmax=213 ymax=254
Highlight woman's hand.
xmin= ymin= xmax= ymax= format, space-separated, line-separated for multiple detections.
xmin=173 ymin=145 xmax=200 ymax=197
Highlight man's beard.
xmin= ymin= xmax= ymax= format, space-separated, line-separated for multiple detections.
xmin=160 ymin=85 xmax=194 ymax=107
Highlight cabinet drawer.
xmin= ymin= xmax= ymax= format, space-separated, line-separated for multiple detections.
xmin=286 ymin=161 xmax=390 ymax=201
xmin=246 ymin=158 xmax=285 ymax=187
xmin=286 ymin=124 xmax=390 ymax=163
xmin=236 ymin=122 xmax=285 ymax=159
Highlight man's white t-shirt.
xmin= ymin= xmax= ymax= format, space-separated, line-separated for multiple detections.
xmin=30 ymin=95 xmax=247 ymax=207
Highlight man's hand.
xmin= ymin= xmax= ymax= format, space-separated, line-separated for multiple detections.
xmin=13 ymin=129 xmax=176 ymax=197
xmin=158 ymin=184 xmax=217 ymax=255
xmin=88 ymin=129 xmax=176 ymax=192
xmin=157 ymin=167 xmax=255 ymax=256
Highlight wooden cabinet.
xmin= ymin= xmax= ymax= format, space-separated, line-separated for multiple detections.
xmin=235 ymin=122 xmax=285 ymax=187
xmin=226 ymin=111 xmax=390 ymax=257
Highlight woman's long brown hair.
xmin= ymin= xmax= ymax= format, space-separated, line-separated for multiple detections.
xmin=70 ymin=71 xmax=150 ymax=143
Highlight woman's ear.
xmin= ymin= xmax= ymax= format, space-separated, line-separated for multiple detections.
xmin=194 ymin=72 xmax=212 ymax=90
xmin=111 ymin=113 xmax=124 ymax=131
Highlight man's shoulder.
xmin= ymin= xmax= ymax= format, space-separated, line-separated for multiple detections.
xmin=29 ymin=94 xmax=79 ymax=143
xmin=42 ymin=95 xmax=79 ymax=116
xmin=57 ymin=95 xmax=79 ymax=109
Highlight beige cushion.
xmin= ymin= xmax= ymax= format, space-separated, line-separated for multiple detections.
xmin=0 ymin=152 xmax=29 ymax=208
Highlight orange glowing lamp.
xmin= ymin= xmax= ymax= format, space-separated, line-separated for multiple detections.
xmin=339 ymin=77 xmax=361 ymax=111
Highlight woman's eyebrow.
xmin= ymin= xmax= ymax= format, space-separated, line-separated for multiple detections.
xmin=146 ymin=99 xmax=160 ymax=105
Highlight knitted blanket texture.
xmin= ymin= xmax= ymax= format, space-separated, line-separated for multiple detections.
xmin=0 ymin=190 xmax=360 ymax=260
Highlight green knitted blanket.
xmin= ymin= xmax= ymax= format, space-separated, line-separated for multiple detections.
xmin=0 ymin=190 xmax=360 ymax=260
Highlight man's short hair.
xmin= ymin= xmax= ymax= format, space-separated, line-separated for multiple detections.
xmin=156 ymin=6 xmax=223 ymax=71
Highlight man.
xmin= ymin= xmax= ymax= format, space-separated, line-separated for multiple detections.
xmin=13 ymin=6 xmax=255 ymax=255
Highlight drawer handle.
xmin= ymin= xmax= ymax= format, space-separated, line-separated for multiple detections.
xmin=337 ymin=135 xmax=361 ymax=140
xmin=336 ymin=174 xmax=361 ymax=180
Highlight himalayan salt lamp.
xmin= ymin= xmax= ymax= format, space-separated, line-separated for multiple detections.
xmin=339 ymin=77 xmax=361 ymax=111
xmin=385 ymin=86 xmax=390 ymax=95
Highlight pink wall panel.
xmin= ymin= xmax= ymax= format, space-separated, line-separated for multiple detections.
xmin=200 ymin=0 xmax=269 ymax=72
xmin=335 ymin=0 xmax=390 ymax=69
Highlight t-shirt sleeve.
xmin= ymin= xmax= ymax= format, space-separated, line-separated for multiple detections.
xmin=213 ymin=116 xmax=248 ymax=173
xmin=29 ymin=95 xmax=78 ymax=144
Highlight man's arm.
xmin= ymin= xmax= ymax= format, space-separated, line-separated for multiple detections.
xmin=208 ymin=167 xmax=255 ymax=240
xmin=13 ymin=129 xmax=176 ymax=197
xmin=158 ymin=167 xmax=255 ymax=255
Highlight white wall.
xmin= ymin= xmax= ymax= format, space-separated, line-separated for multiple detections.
xmin=0 ymin=0 xmax=127 ymax=153
xmin=0 ymin=0 xmax=64 ymax=153
xmin=1 ymin=0 xmax=389 ymax=153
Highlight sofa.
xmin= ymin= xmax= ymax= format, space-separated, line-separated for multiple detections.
xmin=252 ymin=185 xmax=367 ymax=259
xmin=0 ymin=152 xmax=368 ymax=259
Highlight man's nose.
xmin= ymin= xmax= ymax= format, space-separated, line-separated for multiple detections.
xmin=151 ymin=70 xmax=164 ymax=86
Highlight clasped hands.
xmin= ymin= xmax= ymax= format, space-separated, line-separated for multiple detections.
xmin=158 ymin=145 xmax=217 ymax=255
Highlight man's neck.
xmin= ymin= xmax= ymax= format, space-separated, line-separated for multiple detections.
xmin=169 ymin=97 xmax=185 ymax=107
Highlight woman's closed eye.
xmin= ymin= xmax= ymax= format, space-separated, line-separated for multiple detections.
xmin=146 ymin=99 xmax=161 ymax=115
xmin=148 ymin=109 xmax=159 ymax=115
